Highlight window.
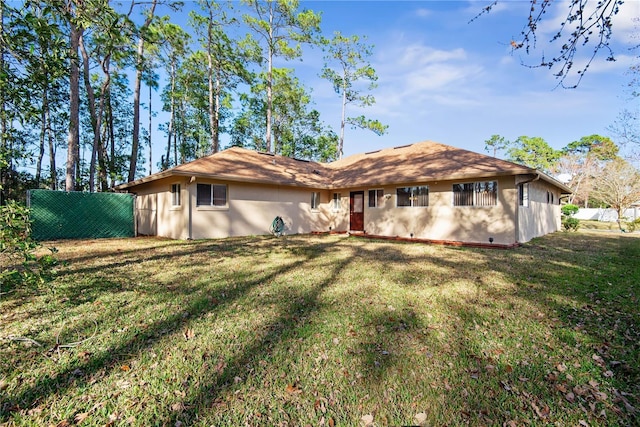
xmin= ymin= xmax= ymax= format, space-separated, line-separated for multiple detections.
xmin=332 ymin=193 xmax=341 ymax=211
xmin=396 ymin=186 xmax=429 ymax=207
xmin=368 ymin=189 xmax=384 ymax=208
xmin=519 ymin=183 xmax=529 ymax=207
xmin=196 ymin=183 xmax=227 ymax=207
xmin=311 ymin=192 xmax=320 ymax=210
xmin=171 ymin=184 xmax=181 ymax=206
xmin=546 ymin=191 xmax=554 ymax=204
xmin=453 ymin=183 xmax=474 ymax=206
xmin=453 ymin=181 xmax=497 ymax=206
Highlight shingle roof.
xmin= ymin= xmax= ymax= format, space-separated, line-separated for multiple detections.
xmin=115 ymin=140 xmax=572 ymax=193
xmin=115 ymin=147 xmax=329 ymax=189
xmin=325 ymin=140 xmax=533 ymax=188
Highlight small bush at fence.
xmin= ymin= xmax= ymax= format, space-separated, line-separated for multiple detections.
xmin=1 ymin=201 xmax=59 ymax=293
xmin=625 ymin=218 xmax=640 ymax=233
xmin=561 ymin=203 xmax=580 ymax=232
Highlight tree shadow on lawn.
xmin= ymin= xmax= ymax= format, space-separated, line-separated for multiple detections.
xmin=178 ymin=232 xmax=637 ymax=425
xmin=2 ymin=233 xmax=638 ymax=425
xmin=161 ymin=240 xmax=359 ymax=426
xmin=0 ymin=237 xmax=258 ymax=315
xmin=0 ymin=237 xmax=342 ymax=422
xmin=442 ymin=233 xmax=640 ymax=424
xmin=338 ymin=233 xmax=639 ymax=425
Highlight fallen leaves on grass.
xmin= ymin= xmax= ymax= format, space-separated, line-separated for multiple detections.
xmin=77 ymin=350 xmax=92 ymax=361
xmin=184 ymin=328 xmax=195 ymax=340
xmin=361 ymin=414 xmax=374 ymax=426
xmin=285 ymin=383 xmax=302 ymax=394
xmin=73 ymin=412 xmax=89 ymax=424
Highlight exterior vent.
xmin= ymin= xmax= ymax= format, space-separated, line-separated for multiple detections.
xmin=393 ymin=144 xmax=412 ymax=150
xmin=365 ymin=150 xmax=381 ymax=155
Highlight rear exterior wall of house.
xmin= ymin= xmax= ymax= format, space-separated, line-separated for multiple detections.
xmin=329 ymin=175 xmax=518 ymax=246
xmin=130 ymin=174 xmax=560 ymax=245
xmin=130 ymin=177 xmax=332 ymax=240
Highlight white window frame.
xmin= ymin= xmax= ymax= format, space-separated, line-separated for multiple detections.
xmin=519 ymin=183 xmax=529 ymax=207
xmin=332 ymin=192 xmax=341 ymax=211
xmin=171 ymin=183 xmax=181 ymax=207
xmin=311 ymin=192 xmax=320 ymax=210
xmin=396 ymin=186 xmax=429 ymax=207
xmin=368 ymin=189 xmax=384 ymax=208
xmin=196 ymin=183 xmax=228 ymax=208
xmin=453 ymin=181 xmax=498 ymax=207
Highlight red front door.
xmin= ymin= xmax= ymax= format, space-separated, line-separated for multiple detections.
xmin=350 ymin=191 xmax=364 ymax=232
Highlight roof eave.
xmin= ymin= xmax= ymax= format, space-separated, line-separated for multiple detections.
xmin=114 ymin=170 xmax=330 ymax=191
xmin=326 ymin=169 xmax=534 ymax=190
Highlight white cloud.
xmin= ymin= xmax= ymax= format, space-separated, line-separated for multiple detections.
xmin=370 ymin=41 xmax=486 ymax=114
xmin=536 ymin=0 xmax=638 ymax=45
xmin=396 ymin=45 xmax=467 ymax=67
xmin=414 ymin=8 xmax=431 ymax=18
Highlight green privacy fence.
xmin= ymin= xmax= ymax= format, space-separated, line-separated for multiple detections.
xmin=28 ymin=190 xmax=135 ymax=241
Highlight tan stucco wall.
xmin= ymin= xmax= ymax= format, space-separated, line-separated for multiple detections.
xmin=130 ymin=177 xmax=189 ymax=239
xmin=127 ymin=178 xmax=335 ymax=239
xmin=517 ymin=179 xmax=562 ymax=243
xmin=128 ymin=174 xmax=561 ymax=245
xmin=339 ymin=176 xmax=518 ymax=245
xmin=134 ymin=190 xmax=157 ymax=236
xmin=189 ymin=180 xmax=332 ymax=239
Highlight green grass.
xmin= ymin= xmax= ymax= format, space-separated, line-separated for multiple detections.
xmin=580 ymin=219 xmax=622 ymax=231
xmin=1 ymin=231 xmax=639 ymax=426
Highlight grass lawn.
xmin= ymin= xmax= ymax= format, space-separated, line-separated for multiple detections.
xmin=579 ymin=220 xmax=624 ymax=231
xmin=1 ymin=231 xmax=639 ymax=426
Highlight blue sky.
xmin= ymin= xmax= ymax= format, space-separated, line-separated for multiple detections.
xmin=290 ymin=1 xmax=638 ymax=158
xmin=145 ymin=0 xmax=638 ymax=171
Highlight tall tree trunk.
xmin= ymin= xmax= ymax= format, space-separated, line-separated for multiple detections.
xmin=48 ymin=102 xmax=56 ymax=190
xmin=107 ymin=87 xmax=116 ymax=187
xmin=214 ymin=69 xmax=221 ymax=153
xmin=36 ymin=85 xmax=48 ymax=186
xmin=148 ymin=80 xmax=152 ymax=174
xmin=66 ymin=20 xmax=82 ymax=192
xmin=129 ymin=0 xmax=157 ymax=182
xmin=339 ymin=76 xmax=347 ymax=160
xmin=1 ymin=1 xmax=7 ymax=204
xmin=165 ymin=61 xmax=176 ymax=168
xmin=79 ymin=34 xmax=98 ymax=191
xmin=265 ymin=2 xmax=273 ymax=153
xmin=206 ymin=10 xmax=218 ymax=153
xmin=97 ymin=56 xmax=110 ymax=191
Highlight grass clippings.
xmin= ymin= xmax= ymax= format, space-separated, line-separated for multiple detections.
xmin=1 ymin=231 xmax=638 ymax=426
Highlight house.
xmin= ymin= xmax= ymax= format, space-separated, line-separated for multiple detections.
xmin=114 ymin=140 xmax=572 ymax=246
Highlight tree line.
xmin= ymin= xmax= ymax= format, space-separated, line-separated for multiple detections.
xmin=484 ymin=133 xmax=640 ymax=227
xmin=0 ymin=0 xmax=386 ymax=202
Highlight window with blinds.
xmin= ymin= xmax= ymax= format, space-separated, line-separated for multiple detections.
xmin=396 ymin=186 xmax=429 ymax=207
xmin=453 ymin=181 xmax=497 ymax=206
xmin=196 ymin=183 xmax=227 ymax=207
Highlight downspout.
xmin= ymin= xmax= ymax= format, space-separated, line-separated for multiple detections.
xmin=515 ymin=173 xmax=540 ymax=243
xmin=518 ymin=172 xmax=541 ymax=187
